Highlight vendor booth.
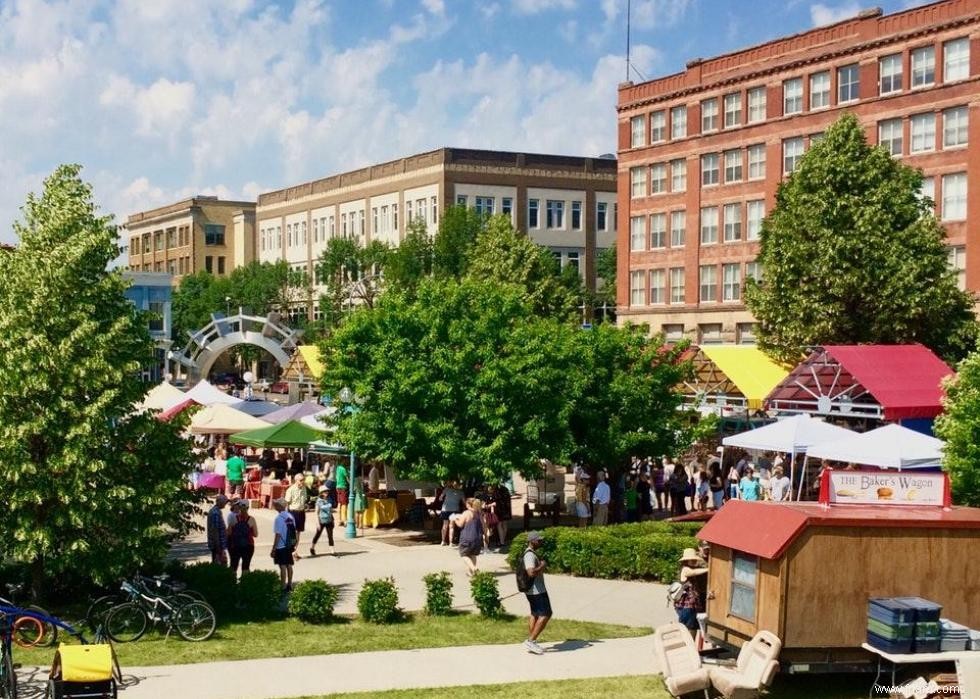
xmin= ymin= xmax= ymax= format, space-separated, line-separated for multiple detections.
xmin=262 ymin=401 xmax=324 ymax=425
xmin=137 ymin=381 xmax=185 ymax=412
xmin=683 ymin=345 xmax=789 ymax=416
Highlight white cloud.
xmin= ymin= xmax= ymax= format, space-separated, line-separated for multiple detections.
xmin=810 ymin=1 xmax=861 ymax=26
xmin=511 ymin=0 xmax=576 ymax=15
xmin=480 ymin=3 xmax=501 ymax=20
xmin=422 ymin=0 xmax=445 ymax=15
xmin=631 ymin=0 xmax=693 ymax=29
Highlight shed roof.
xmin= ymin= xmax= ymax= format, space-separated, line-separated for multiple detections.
xmin=698 ymin=500 xmax=980 ymax=560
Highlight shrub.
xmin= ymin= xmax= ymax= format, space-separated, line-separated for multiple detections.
xmin=358 ymin=577 xmax=402 ymax=624
xmin=179 ymin=562 xmax=237 ymax=614
xmin=470 ymin=572 xmax=503 ymax=618
xmin=237 ymin=571 xmax=283 ymax=618
xmin=288 ymin=580 xmax=340 ymax=624
xmin=423 ymin=571 xmax=454 ymax=616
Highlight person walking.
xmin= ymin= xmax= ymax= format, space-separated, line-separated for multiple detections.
xmin=770 ymin=466 xmax=791 ymax=502
xmin=739 ymin=466 xmax=762 ymax=501
xmin=624 ymin=476 xmax=639 ymax=523
xmin=228 ymin=500 xmax=257 ymax=577
xmin=591 ymin=470 xmax=610 ymax=526
xmin=271 ymin=498 xmax=296 ymax=592
xmin=335 ymin=459 xmax=350 ymax=524
xmin=489 ymin=483 xmax=512 ymax=549
xmin=652 ymin=462 xmax=665 ymax=511
xmin=226 ymin=449 xmax=246 ymax=498
xmin=708 ymin=462 xmax=725 ymax=510
xmin=310 ymin=486 xmax=336 ymax=556
xmin=636 ymin=471 xmax=653 ymax=521
xmin=206 ymin=495 xmax=229 ymax=566
xmin=668 ymin=464 xmax=689 ymax=516
xmin=439 ymin=480 xmax=464 ymax=546
xmin=285 ymin=473 xmax=309 ymax=556
xmin=522 ymin=531 xmax=551 ymax=655
xmin=455 ymin=498 xmax=485 ymax=575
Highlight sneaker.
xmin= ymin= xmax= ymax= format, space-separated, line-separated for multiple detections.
xmin=524 ymin=639 xmax=544 ymax=655
xmin=309 ymin=547 xmax=316 ymax=557
xmin=329 ymin=546 xmax=336 ymax=555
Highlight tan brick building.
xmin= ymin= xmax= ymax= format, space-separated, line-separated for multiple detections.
xmin=616 ymin=0 xmax=980 ymax=344
xmin=125 ymin=196 xmax=256 ymax=284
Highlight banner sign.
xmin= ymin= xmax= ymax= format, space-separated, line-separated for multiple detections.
xmin=818 ymin=470 xmax=950 ymax=507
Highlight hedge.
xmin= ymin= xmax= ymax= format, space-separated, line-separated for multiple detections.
xmin=506 ymin=521 xmax=702 ymax=582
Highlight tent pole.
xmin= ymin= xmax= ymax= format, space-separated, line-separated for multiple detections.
xmin=796 ymin=455 xmax=808 ymax=501
xmin=788 ymin=452 xmax=796 ymax=502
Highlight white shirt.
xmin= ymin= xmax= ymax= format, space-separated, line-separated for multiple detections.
xmin=273 ymin=511 xmax=295 ymax=549
xmin=770 ymin=476 xmax=791 ymax=502
xmin=592 ymin=481 xmax=611 ymax=505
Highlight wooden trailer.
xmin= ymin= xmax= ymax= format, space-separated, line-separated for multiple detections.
xmin=697 ymin=499 xmax=980 ymax=672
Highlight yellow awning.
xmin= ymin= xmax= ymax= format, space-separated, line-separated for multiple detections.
xmin=698 ymin=345 xmax=789 ymax=410
xmin=297 ymin=345 xmax=324 ymax=380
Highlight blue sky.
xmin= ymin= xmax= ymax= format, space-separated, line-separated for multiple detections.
xmin=0 ymin=0 xmax=928 ymax=244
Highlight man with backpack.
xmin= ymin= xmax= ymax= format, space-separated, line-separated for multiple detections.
xmin=271 ymin=498 xmax=297 ymax=592
xmin=228 ymin=500 xmax=258 ymax=578
xmin=516 ymin=531 xmax=551 ymax=655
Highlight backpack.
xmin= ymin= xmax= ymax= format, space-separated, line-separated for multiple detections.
xmin=667 ymin=581 xmax=685 ymax=606
xmin=515 ymin=548 xmax=534 ymax=593
xmin=230 ymin=512 xmax=252 ymax=551
xmin=283 ymin=514 xmax=298 ymax=551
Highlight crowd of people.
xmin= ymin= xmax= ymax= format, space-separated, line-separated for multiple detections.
xmin=432 ymin=480 xmax=513 ymax=574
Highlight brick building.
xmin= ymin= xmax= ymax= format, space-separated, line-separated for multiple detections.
xmin=616 ymin=0 xmax=980 ymax=344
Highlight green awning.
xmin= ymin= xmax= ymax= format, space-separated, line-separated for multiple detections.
xmin=229 ymin=419 xmax=324 ymax=448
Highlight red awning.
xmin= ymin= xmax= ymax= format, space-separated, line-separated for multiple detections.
xmin=157 ymin=397 xmax=199 ymax=421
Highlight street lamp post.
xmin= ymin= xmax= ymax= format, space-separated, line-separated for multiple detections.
xmin=339 ymin=386 xmax=359 ymax=539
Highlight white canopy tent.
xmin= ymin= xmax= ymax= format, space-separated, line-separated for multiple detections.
xmin=137 ymin=382 xmax=185 ymax=412
xmin=805 ymin=423 xmax=944 ymax=471
xmin=190 ymin=403 xmax=271 ymax=435
xmin=184 ymin=380 xmax=243 ymax=407
xmin=300 ymin=406 xmax=336 ymax=430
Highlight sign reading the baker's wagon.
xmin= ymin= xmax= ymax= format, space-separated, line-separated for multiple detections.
xmin=819 ymin=470 xmax=950 ymax=507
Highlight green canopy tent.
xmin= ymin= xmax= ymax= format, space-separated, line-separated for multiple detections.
xmin=229 ymin=419 xmax=324 ymax=448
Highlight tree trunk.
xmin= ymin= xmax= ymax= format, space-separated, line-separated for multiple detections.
xmin=30 ymin=556 xmax=45 ymax=603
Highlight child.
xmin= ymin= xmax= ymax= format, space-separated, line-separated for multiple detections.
xmin=310 ymin=486 xmax=336 ymax=557
xmin=624 ymin=476 xmax=639 ymax=522
xmin=696 ymin=470 xmax=710 ymax=511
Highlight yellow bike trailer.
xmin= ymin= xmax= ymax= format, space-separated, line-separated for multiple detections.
xmin=47 ymin=643 xmax=119 ymax=699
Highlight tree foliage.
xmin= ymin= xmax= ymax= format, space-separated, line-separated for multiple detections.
xmin=0 ymin=165 xmax=200 ymax=597
xmin=935 ymin=354 xmax=980 ymax=506
xmin=432 ymin=205 xmax=485 ymax=279
xmin=745 ymin=113 xmax=976 ymax=364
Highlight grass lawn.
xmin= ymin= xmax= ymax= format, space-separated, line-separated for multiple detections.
xmin=14 ymin=612 xmax=647 ymax=668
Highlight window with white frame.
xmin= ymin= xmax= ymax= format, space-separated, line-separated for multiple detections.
xmin=837 ymin=64 xmax=860 ymax=103
xmin=649 ymin=269 xmax=666 ymax=304
xmin=723 ymin=263 xmax=741 ymax=301
xmin=910 ymin=113 xmax=936 ymax=153
xmin=418 ymin=198 xmax=428 ymax=224
xmin=566 ymin=252 xmax=580 ymax=274
xmin=944 ymin=38 xmax=970 ymax=82
xmin=878 ymin=118 xmax=903 ymax=156
xmin=313 ymin=219 xmax=319 ymax=243
xmin=723 ymin=203 xmax=742 ymax=242
xmin=649 ymin=213 xmax=666 ymax=249
xmin=671 ymin=159 xmax=686 ymax=192
xmin=700 ymin=206 xmax=719 ymax=245
xmin=670 ymin=267 xmax=685 ymax=303
xmin=456 ymin=195 xmax=467 ymax=206
xmin=502 ymin=197 xmax=513 ymax=219
xmin=783 ymin=78 xmax=803 ymax=114
xmin=737 ymin=323 xmax=758 ymax=344
xmin=911 ymin=46 xmax=935 ymax=87
xmin=392 ymin=203 xmax=398 ymax=231
xmin=724 ymin=92 xmax=742 ymax=128
xmin=783 ymin=137 xmax=804 ymax=174
xmin=748 ymin=144 xmax=766 ymax=180
xmin=302 ymin=220 xmax=308 ymax=244
xmin=670 ymin=211 xmax=686 ymax=247
xmin=276 ymin=225 xmax=281 ymax=247
xmin=650 ymin=163 xmax=667 ymax=194
xmin=699 ymin=265 xmax=717 ymax=303
xmin=528 ymin=198 xmax=540 ymax=228
xmin=571 ymin=201 xmax=582 ymax=229
xmin=630 ymin=270 xmax=646 ymax=306
xmin=948 ymin=245 xmax=966 ymax=291
xmin=431 ymin=196 xmax=438 ymax=224
xmin=663 ymin=323 xmax=685 ymax=340
xmin=880 ymin=53 xmax=902 ymax=94
xmin=702 ymin=154 xmax=719 ymax=186
xmin=730 ymin=553 xmax=758 ymax=620
xmin=701 ymin=98 xmax=719 ymax=132
xmin=747 ymin=200 xmax=765 ymax=240
xmin=359 ymin=210 xmax=365 ymax=235
xmin=942 ymin=172 xmax=967 ymax=221
xmin=724 ymin=150 xmax=742 ymax=183
xmin=329 ymin=216 xmax=335 ymax=237
xmin=546 ymin=200 xmax=564 ymax=228
xmin=650 ymin=111 xmax=666 ymax=142
xmin=809 ymin=71 xmax=830 ymax=109
xmin=920 ymin=176 xmax=935 ymax=209
xmin=630 ymin=115 xmax=645 ymax=147
xmin=631 ymin=167 xmax=646 ymax=198
xmin=597 ymin=202 xmax=608 ymax=231
xmin=943 ymin=106 xmax=968 ymax=148
xmin=630 ymin=216 xmax=646 ymax=251
xmin=747 ymin=87 xmax=766 ymax=123
xmin=671 ymin=105 xmax=687 ymax=139
xmin=475 ymin=196 xmax=495 ymax=216
xmin=745 ymin=260 xmax=762 ymax=282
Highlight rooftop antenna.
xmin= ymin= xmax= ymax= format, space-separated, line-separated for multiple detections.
xmin=625 ymin=0 xmax=631 ymax=82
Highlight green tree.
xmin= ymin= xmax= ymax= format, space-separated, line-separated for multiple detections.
xmin=433 ymin=205 xmax=485 ymax=278
xmin=382 ymin=218 xmax=433 ymax=293
xmin=0 ymin=165 xmax=199 ymax=597
xmin=745 ymin=113 xmax=976 ymax=364
xmin=593 ymin=245 xmax=618 ymax=322
xmin=320 ymin=279 xmax=580 ymax=483
xmin=314 ymin=237 xmax=391 ymax=334
xmin=935 ymin=354 xmax=980 ymax=506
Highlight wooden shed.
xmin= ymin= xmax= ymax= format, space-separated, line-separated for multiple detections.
xmin=697 ymin=499 xmax=980 ymax=670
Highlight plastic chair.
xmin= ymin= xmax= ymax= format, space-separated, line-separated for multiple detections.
xmin=709 ymin=629 xmax=781 ymax=699
xmin=957 ymin=656 xmax=980 ymax=699
xmin=653 ymin=621 xmax=710 ymax=698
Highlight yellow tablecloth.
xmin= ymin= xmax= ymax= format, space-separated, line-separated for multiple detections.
xmin=364 ymin=498 xmax=399 ymax=528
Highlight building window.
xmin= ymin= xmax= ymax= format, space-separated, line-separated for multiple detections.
xmin=204 ymin=224 xmax=225 ymax=246
xmin=418 ymin=198 xmax=428 ymax=224
xmin=699 ymin=322 xmax=723 ymax=343
xmin=809 ymin=71 xmax=830 ymax=109
xmin=700 ymin=207 xmax=718 ymax=245
xmin=910 ymin=113 xmax=936 ymax=153
xmin=783 ymin=78 xmax=803 ymax=115
xmin=431 ymin=196 xmax=439 ymax=224
xmin=746 ymin=260 xmax=762 ymax=282
xmin=217 ymin=256 xmax=225 ymax=275
xmin=358 ymin=210 xmax=365 ymax=236
xmin=730 ymin=553 xmax=758 ymax=620
xmin=166 ymin=228 xmax=176 ymax=248
xmin=701 ymin=98 xmax=718 ymax=132
xmin=528 ymin=199 xmax=540 ymax=228
xmin=837 ymin=64 xmax=859 ymax=103
xmin=631 ymin=167 xmax=647 ymax=198
xmin=596 ymin=202 xmax=608 ymax=231
xmin=783 ymin=137 xmax=804 ymax=174
xmin=878 ymin=118 xmax=903 ymax=156
xmin=313 ymin=219 xmax=319 ymax=243
xmin=942 ymin=173 xmax=967 ymax=221
xmin=944 ymin=38 xmax=970 ymax=82
xmin=630 ymin=115 xmax=645 ymax=147
xmin=649 ymin=213 xmax=666 ymax=249
xmin=671 ymin=159 xmax=686 ymax=192
xmin=723 ymin=203 xmax=742 ymax=242
xmin=502 ymin=197 xmax=514 ymax=219
xmin=650 ymin=163 xmax=667 ymax=194
xmin=747 ymin=200 xmax=765 ymax=241
xmin=630 ymin=216 xmax=646 ymax=252
xmin=943 ymin=107 xmax=968 ymax=148
xmin=630 ymin=270 xmax=646 ymax=306
xmin=663 ymin=323 xmax=685 ymax=340
xmin=650 ymin=110 xmax=666 ymax=142
xmin=699 ymin=266 xmax=717 ymax=303
xmin=748 ymin=144 xmax=766 ymax=180
xmin=670 ymin=211 xmax=686 ymax=247
xmin=911 ymin=45 xmax=935 ymax=88
xmin=701 ymin=154 xmax=719 ymax=186
xmin=131 ymin=237 xmax=140 ymax=255
xmin=456 ymin=195 xmax=467 ymax=206
xmin=669 ymin=267 xmax=685 ymax=304
xmin=571 ymin=201 xmax=582 ymax=229
xmin=393 ymin=204 xmax=398 ymax=232
xmin=302 ymin=220 xmax=308 ymax=245
xmin=649 ymin=269 xmax=666 ymax=304
xmin=205 ymin=255 xmax=213 ymax=274
xmin=723 ymin=263 xmax=741 ymax=301
xmin=747 ymin=86 xmax=766 ymax=124
xmin=671 ymin=105 xmax=687 ymax=139
xmin=328 ymin=216 xmax=335 ymax=237
xmin=737 ymin=323 xmax=758 ymax=345
xmin=880 ymin=53 xmax=902 ymax=94
xmin=948 ymin=246 xmax=966 ymax=291
xmin=566 ymin=251 xmax=580 ymax=274
xmin=546 ymin=200 xmax=565 ymax=228
xmin=723 ymin=92 xmax=741 ymax=128
xmin=341 ymin=214 xmax=348 ymax=237
xmin=475 ymin=196 xmax=495 ymax=216
xmin=276 ymin=225 xmax=281 ymax=247
xmin=724 ymin=150 xmax=742 ymax=183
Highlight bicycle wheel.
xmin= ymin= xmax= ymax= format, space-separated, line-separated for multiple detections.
xmin=86 ymin=595 xmax=121 ymax=632
xmin=24 ymin=606 xmax=57 ymax=647
xmin=105 ymin=603 xmax=148 ymax=643
xmin=11 ymin=616 xmax=44 ymax=648
xmin=173 ymin=601 xmax=216 ymax=642
xmin=1 ymin=645 xmax=16 ymax=699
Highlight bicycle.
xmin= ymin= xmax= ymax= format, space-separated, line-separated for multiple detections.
xmin=86 ymin=574 xmax=204 ymax=633
xmin=0 ymin=612 xmax=16 ymax=699
xmin=0 ymin=584 xmax=57 ymax=649
xmin=103 ymin=581 xmax=216 ymax=643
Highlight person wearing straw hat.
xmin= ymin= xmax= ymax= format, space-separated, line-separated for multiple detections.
xmin=674 ymin=548 xmax=707 ymax=631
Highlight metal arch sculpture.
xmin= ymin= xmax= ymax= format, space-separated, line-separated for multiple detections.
xmin=170 ymin=309 xmax=303 ymax=385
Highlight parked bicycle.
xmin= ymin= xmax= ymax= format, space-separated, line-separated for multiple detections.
xmin=102 ymin=581 xmax=216 ymax=643
xmin=0 ymin=584 xmax=57 ymax=648
xmin=86 ymin=574 xmax=204 ymax=633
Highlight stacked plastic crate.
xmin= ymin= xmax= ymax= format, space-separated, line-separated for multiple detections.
xmin=895 ymin=597 xmax=943 ymax=653
xmin=868 ymin=598 xmax=916 ymax=653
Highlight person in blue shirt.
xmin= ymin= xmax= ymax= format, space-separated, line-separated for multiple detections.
xmin=739 ymin=466 xmax=762 ymax=501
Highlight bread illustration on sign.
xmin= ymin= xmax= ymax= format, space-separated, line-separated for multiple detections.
xmin=876 ymin=487 xmax=894 ymax=500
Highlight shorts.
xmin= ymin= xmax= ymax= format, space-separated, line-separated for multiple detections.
xmin=273 ymin=547 xmax=293 ymax=566
xmin=337 ymin=488 xmax=349 ymax=505
xmin=654 ymin=486 xmax=665 ymax=494
xmin=440 ymin=511 xmax=454 ymax=521
xmin=526 ymin=592 xmax=552 ymax=618
xmin=289 ymin=510 xmax=306 ymax=532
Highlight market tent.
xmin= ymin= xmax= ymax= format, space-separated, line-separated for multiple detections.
xmin=229 ymin=419 xmax=324 ymax=448
xmin=806 ymin=423 xmax=944 ymax=470
xmin=190 ymin=404 xmax=271 ymax=435
xmin=723 ymin=414 xmax=854 ymax=453
xmin=300 ymin=406 xmax=336 ymax=430
xmin=157 ymin=397 xmax=198 ymax=422
xmin=693 ymin=346 xmax=790 ymax=410
xmin=262 ymin=401 xmax=323 ymax=424
xmin=181 ymin=380 xmax=242 ymax=407
xmin=138 ymin=382 xmax=185 ymax=411
xmin=232 ymin=400 xmax=280 ymax=417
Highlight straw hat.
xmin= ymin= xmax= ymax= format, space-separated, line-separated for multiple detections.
xmin=679 ymin=548 xmax=704 ymax=564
